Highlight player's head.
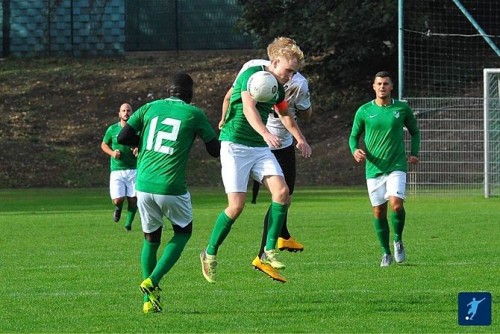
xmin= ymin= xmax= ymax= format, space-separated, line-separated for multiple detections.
xmin=119 ymin=103 xmax=133 ymax=121
xmin=372 ymin=71 xmax=393 ymax=99
xmin=373 ymin=71 xmax=393 ymax=83
xmin=266 ymin=37 xmax=304 ymax=85
xmin=169 ymin=72 xmax=194 ymax=103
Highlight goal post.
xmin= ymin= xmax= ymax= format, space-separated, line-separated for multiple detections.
xmin=483 ymin=68 xmax=500 ymax=198
xmin=399 ymin=0 xmax=500 ymax=197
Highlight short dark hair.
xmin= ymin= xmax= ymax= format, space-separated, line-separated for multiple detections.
xmin=374 ymin=71 xmax=392 ymax=81
xmin=169 ymin=72 xmax=194 ymax=103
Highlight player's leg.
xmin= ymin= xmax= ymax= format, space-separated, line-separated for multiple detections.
xmin=261 ymin=174 xmax=288 ymax=260
xmin=251 ymin=174 xmax=287 ymax=282
xmin=109 ymin=171 xmax=125 ymax=222
xmin=124 ymin=196 xmax=137 ymax=231
xmin=259 ymin=145 xmax=295 ymax=257
xmin=251 ymin=180 xmax=260 ymax=204
xmin=124 ymin=169 xmax=138 ymax=231
xmin=201 ymin=193 xmax=243 ymax=283
xmin=148 ymin=192 xmax=193 ymax=286
xmin=387 ymin=171 xmax=407 ymax=263
xmin=201 ymin=142 xmax=250 ymax=283
xmin=206 ymin=192 xmax=244 ymax=256
xmin=245 ymin=147 xmax=287 ymax=282
xmin=136 ymin=190 xmax=164 ymax=312
xmin=205 ymin=142 xmax=251 ymax=256
xmin=273 ymin=145 xmax=304 ymax=252
xmin=140 ymin=227 xmax=162 ymax=312
xmin=372 ymin=203 xmax=391 ymax=257
xmin=367 ymin=176 xmax=392 ymax=267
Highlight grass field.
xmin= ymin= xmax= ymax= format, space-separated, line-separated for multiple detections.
xmin=0 ymin=187 xmax=498 ymax=333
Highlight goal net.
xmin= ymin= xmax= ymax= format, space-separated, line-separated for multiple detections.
xmin=402 ymin=0 xmax=500 ymax=197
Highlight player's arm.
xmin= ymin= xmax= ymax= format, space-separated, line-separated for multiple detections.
xmin=275 ymin=100 xmax=312 ymax=158
xmin=349 ymin=110 xmax=366 ymax=162
xmin=296 ymin=106 xmax=312 ymax=121
xmin=204 ymin=138 xmax=221 ymax=158
xmin=241 ymin=91 xmax=281 ymax=148
xmin=292 ymin=78 xmax=312 ymax=121
xmin=101 ymin=141 xmax=120 ymax=159
xmin=219 ymin=87 xmax=233 ymax=129
xmin=117 ymin=124 xmax=140 ymax=147
xmin=405 ymin=108 xmax=421 ymax=164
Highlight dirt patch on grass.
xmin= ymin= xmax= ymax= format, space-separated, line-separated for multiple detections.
xmin=0 ymin=51 xmax=364 ymax=188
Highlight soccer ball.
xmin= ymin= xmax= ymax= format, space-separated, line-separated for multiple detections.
xmin=247 ymin=71 xmax=278 ymax=102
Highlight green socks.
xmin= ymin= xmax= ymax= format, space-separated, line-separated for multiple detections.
xmin=125 ymin=206 xmax=137 ymax=229
xmin=265 ymin=202 xmax=288 ymax=251
xmin=206 ymin=212 xmax=234 ymax=256
xmin=205 ymin=203 xmax=287 ymax=256
xmin=141 ymin=239 xmax=160 ymax=303
xmin=149 ymin=232 xmax=191 ymax=286
xmin=390 ymin=208 xmax=406 ymax=242
xmin=373 ymin=217 xmax=391 ymax=255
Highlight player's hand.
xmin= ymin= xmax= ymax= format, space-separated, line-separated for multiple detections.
xmin=408 ymin=155 xmax=419 ymax=164
xmin=296 ymin=140 xmax=312 ymax=158
xmin=353 ymin=149 xmax=366 ymax=162
xmin=262 ymin=132 xmax=281 ymax=148
xmin=218 ymin=119 xmax=225 ymax=130
xmin=113 ymin=150 xmax=121 ymax=159
xmin=131 ymin=147 xmax=139 ymax=157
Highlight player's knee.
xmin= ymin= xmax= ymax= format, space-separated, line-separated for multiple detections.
xmin=392 ymin=203 xmax=404 ymax=213
xmin=273 ymin=185 xmax=289 ymax=204
xmin=372 ymin=205 xmax=387 ymax=218
xmin=173 ymin=222 xmax=193 ymax=236
xmin=226 ymin=205 xmax=244 ymax=219
xmin=145 ymin=227 xmax=163 ymax=243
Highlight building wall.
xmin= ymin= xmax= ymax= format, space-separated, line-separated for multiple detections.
xmin=0 ymin=0 xmax=253 ymax=58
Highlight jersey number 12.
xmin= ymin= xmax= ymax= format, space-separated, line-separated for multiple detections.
xmin=146 ymin=116 xmax=181 ymax=155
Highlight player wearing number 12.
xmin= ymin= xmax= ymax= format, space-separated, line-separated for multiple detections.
xmin=117 ymin=72 xmax=220 ymax=313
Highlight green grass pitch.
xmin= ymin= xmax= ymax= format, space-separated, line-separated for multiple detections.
xmin=0 ymin=187 xmax=498 ymax=333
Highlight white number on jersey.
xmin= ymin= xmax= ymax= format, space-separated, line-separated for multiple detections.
xmin=146 ymin=116 xmax=181 ymax=155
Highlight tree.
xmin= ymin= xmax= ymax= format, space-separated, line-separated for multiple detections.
xmin=237 ymin=0 xmax=398 ymax=107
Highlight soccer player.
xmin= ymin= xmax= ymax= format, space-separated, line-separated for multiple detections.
xmin=201 ymin=37 xmax=312 ymax=284
xmin=349 ymin=71 xmax=420 ymax=267
xmin=117 ymin=73 xmax=220 ymax=313
xmin=219 ymin=47 xmax=312 ymax=278
xmin=101 ymin=103 xmax=138 ymax=231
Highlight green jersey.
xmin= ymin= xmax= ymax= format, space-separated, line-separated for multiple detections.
xmin=127 ymin=97 xmax=217 ymax=195
xmin=220 ymin=65 xmax=286 ymax=147
xmin=102 ymin=123 xmax=137 ymax=171
xmin=349 ymin=99 xmax=420 ymax=179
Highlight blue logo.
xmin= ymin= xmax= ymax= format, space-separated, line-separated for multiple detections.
xmin=458 ymin=292 xmax=492 ymax=326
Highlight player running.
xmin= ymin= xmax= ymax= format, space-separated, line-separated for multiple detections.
xmin=118 ymin=72 xmax=220 ymax=313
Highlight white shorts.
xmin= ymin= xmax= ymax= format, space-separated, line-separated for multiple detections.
xmin=109 ymin=169 xmax=136 ymax=199
xmin=220 ymin=141 xmax=283 ymax=193
xmin=366 ymin=171 xmax=406 ymax=206
xmin=136 ymin=190 xmax=193 ymax=233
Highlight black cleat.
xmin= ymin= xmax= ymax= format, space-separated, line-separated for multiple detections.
xmin=113 ymin=207 xmax=122 ymax=222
